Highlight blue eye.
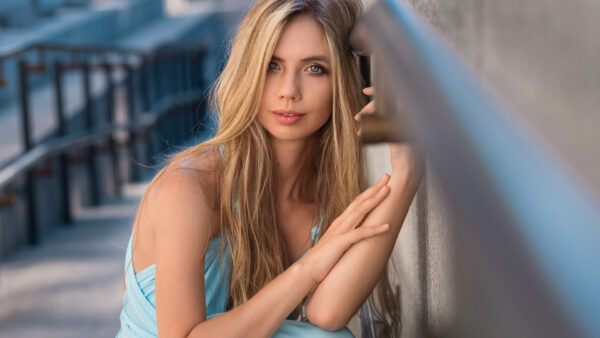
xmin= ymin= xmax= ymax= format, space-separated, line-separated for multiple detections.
xmin=307 ymin=65 xmax=325 ymax=73
xmin=267 ymin=62 xmax=326 ymax=74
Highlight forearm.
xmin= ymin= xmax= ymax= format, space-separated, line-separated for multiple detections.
xmin=305 ymin=165 xmax=420 ymax=329
xmin=188 ymin=262 xmax=317 ymax=338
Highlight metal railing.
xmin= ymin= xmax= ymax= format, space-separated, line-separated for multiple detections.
xmin=0 ymin=42 xmax=210 ymax=252
xmin=351 ymin=0 xmax=600 ymax=337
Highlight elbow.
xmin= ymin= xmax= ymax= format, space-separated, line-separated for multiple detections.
xmin=306 ymin=305 xmax=349 ymax=332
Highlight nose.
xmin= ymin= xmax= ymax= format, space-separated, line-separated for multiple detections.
xmin=277 ymin=70 xmax=301 ymax=102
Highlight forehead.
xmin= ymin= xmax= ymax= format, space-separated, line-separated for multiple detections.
xmin=273 ymin=14 xmax=328 ymax=60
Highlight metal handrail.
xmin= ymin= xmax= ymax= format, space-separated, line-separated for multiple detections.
xmin=0 ymin=41 xmax=205 ymax=87
xmin=0 ymin=89 xmax=205 ymax=192
xmin=352 ymin=0 xmax=600 ymax=337
xmin=0 ymin=39 xmax=208 ymax=248
xmin=0 ymin=42 xmax=144 ymax=63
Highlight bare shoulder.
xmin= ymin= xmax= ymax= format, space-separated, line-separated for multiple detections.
xmin=131 ymin=145 xmax=222 ymax=275
xmin=147 ymin=144 xmax=222 ymax=235
xmin=169 ymin=143 xmax=222 ymax=174
xmin=136 ymin=145 xmax=224 ymax=333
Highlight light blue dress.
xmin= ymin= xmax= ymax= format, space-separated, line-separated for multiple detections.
xmin=117 ymin=143 xmax=356 ymax=337
xmin=116 ymin=224 xmax=355 ymax=337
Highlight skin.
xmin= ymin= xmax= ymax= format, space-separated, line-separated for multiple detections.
xmin=305 ymin=85 xmax=424 ymax=329
xmin=257 ymin=14 xmax=334 ymax=263
xmin=128 ymin=13 xmax=422 ymax=337
xmin=257 ymin=17 xmax=424 ymax=330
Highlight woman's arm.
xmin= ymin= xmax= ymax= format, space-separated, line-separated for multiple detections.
xmin=151 ymin=168 xmax=317 ymax=337
xmin=151 ymin=167 xmax=393 ymax=337
xmin=187 ymin=262 xmax=315 ymax=337
xmin=305 ymin=145 xmax=423 ymax=330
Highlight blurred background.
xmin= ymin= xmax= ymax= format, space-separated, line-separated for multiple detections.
xmin=0 ymin=0 xmax=598 ymax=337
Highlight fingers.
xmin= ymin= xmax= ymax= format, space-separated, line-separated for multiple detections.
xmin=344 ymin=174 xmax=390 ymax=213
xmin=362 ymin=87 xmax=375 ymax=96
xmin=356 ymin=87 xmax=376 ymax=137
xmin=344 ymin=223 xmax=389 ymax=245
xmin=327 ymin=174 xmax=390 ymax=237
xmin=355 ymin=101 xmax=375 ymax=121
xmin=339 ymin=183 xmax=390 ymax=231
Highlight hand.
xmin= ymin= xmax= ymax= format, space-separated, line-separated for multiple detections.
xmin=298 ymin=174 xmax=392 ymax=283
xmin=356 ymin=87 xmax=425 ymax=174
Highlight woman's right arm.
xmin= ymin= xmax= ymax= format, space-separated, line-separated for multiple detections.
xmin=150 ymin=169 xmax=391 ymax=337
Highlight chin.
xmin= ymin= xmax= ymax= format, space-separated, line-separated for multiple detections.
xmin=266 ymin=127 xmax=317 ymax=142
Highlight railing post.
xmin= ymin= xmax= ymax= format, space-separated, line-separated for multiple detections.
xmin=139 ymin=57 xmax=150 ymax=114
xmin=182 ymin=52 xmax=193 ymax=132
xmin=103 ymin=62 xmax=122 ymax=197
xmin=164 ymin=55 xmax=175 ymax=145
xmin=18 ymin=59 xmax=33 ymax=154
xmin=151 ymin=55 xmax=160 ymax=107
xmin=53 ymin=61 xmax=72 ymax=225
xmin=189 ymin=52 xmax=198 ymax=131
xmin=170 ymin=54 xmax=179 ymax=144
xmin=158 ymin=55 xmax=167 ymax=102
xmin=155 ymin=56 xmax=168 ymax=153
xmin=141 ymin=57 xmax=158 ymax=162
xmin=193 ymin=50 xmax=206 ymax=135
xmin=18 ymin=59 xmax=38 ymax=246
xmin=125 ymin=64 xmax=142 ymax=182
xmin=190 ymin=51 xmax=199 ymax=90
xmin=177 ymin=55 xmax=186 ymax=139
xmin=82 ymin=62 xmax=100 ymax=206
xmin=148 ymin=55 xmax=162 ymax=156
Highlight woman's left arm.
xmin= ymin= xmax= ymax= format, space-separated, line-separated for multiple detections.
xmin=305 ymin=88 xmax=424 ymax=331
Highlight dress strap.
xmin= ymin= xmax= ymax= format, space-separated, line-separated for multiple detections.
xmin=311 ymin=224 xmax=321 ymax=243
xmin=311 ymin=209 xmax=324 ymax=244
xmin=124 ymin=234 xmax=132 ymax=267
xmin=217 ymin=143 xmax=226 ymax=162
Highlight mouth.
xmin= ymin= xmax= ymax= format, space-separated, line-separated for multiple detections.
xmin=272 ymin=110 xmax=305 ymax=125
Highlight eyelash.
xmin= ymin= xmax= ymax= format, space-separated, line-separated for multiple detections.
xmin=267 ymin=62 xmax=327 ymax=74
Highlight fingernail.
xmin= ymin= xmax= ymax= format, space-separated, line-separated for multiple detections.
xmin=380 ymin=224 xmax=390 ymax=230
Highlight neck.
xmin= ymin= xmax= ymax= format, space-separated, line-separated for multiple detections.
xmin=270 ymin=135 xmax=317 ymax=202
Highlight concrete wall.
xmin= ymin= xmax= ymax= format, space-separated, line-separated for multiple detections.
xmin=365 ymin=0 xmax=600 ymax=336
xmin=405 ymin=0 xmax=600 ymax=194
xmin=365 ymin=145 xmax=455 ymax=338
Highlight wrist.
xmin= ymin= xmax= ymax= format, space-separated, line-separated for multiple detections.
xmin=292 ymin=260 xmax=320 ymax=323
xmin=291 ymin=259 xmax=320 ymax=289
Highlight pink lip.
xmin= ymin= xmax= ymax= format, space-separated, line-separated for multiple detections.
xmin=272 ymin=110 xmax=305 ymax=125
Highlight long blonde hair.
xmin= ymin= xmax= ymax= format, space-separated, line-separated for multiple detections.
xmin=132 ymin=0 xmax=401 ymax=335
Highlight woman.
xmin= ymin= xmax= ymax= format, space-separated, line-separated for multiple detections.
xmin=117 ymin=0 xmax=422 ymax=337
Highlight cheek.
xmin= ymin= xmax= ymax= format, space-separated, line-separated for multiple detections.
xmin=309 ymin=79 xmax=333 ymax=118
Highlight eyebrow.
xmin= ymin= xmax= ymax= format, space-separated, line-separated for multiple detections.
xmin=271 ymin=54 xmax=330 ymax=64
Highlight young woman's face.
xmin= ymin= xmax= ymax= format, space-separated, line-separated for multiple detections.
xmin=258 ymin=14 xmax=333 ymax=142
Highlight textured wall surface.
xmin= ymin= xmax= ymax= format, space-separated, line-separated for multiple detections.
xmin=406 ymin=0 xmax=600 ymax=194
xmin=365 ymin=146 xmax=454 ymax=338
xmin=364 ymin=0 xmax=600 ymax=336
